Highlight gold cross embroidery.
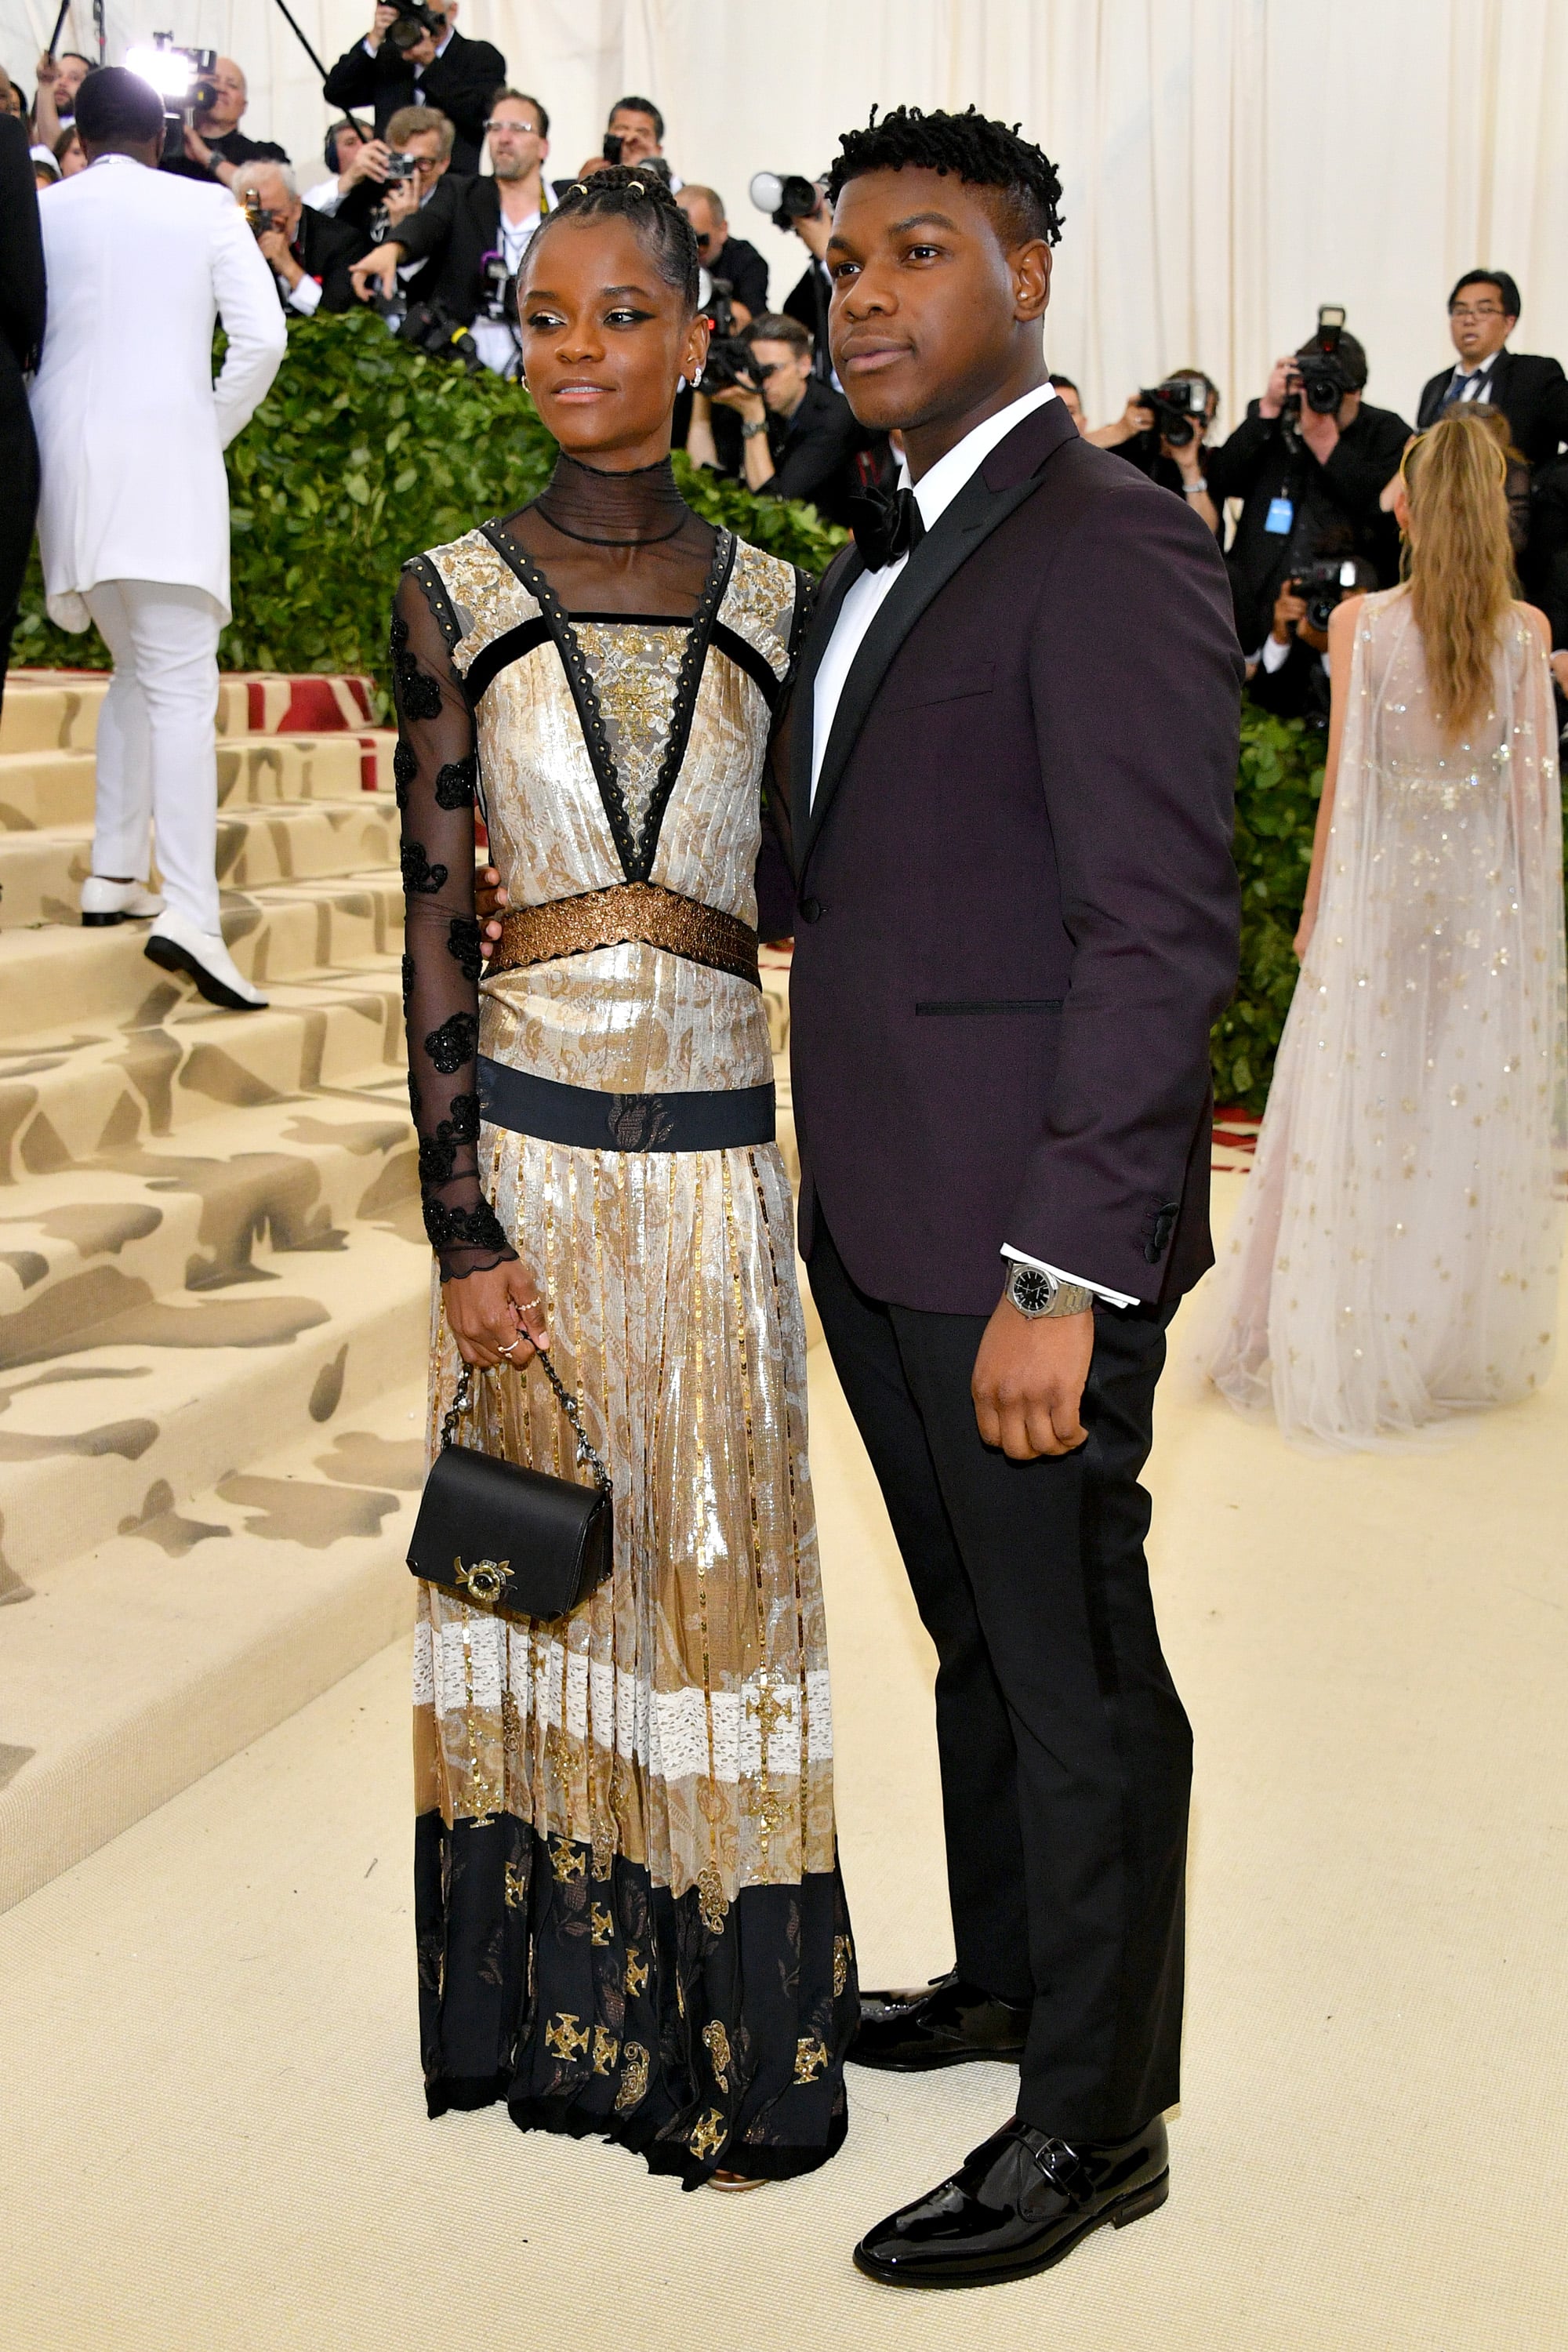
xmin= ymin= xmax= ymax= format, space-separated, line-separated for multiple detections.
xmin=544 ymin=2012 xmax=590 ymax=2063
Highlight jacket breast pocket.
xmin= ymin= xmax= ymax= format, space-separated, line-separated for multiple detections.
xmin=898 ymin=661 xmax=996 ymax=710
xmin=914 ymin=998 xmax=1064 ymax=1016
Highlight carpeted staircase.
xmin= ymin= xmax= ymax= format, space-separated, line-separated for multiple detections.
xmin=0 ymin=671 xmax=798 ymax=1909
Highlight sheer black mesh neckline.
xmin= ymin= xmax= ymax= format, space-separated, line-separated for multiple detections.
xmin=479 ymin=519 xmax=737 ymax=882
xmin=532 ymin=451 xmax=691 ymax=547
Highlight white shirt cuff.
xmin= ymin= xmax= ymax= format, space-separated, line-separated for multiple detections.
xmin=1261 ymin=631 xmax=1292 ymax=673
xmin=1001 ymin=1244 xmax=1138 ymax=1312
xmin=285 ymin=273 xmax=322 ymax=315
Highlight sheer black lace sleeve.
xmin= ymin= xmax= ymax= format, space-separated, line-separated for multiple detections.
xmin=392 ymin=562 xmax=516 ymax=1283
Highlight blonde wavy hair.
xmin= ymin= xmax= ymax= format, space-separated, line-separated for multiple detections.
xmin=1400 ymin=405 xmax=1518 ymax=739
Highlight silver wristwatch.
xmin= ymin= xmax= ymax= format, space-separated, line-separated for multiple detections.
xmin=741 ymin=416 xmax=769 ymax=440
xmin=1005 ymin=1262 xmax=1094 ymax=1319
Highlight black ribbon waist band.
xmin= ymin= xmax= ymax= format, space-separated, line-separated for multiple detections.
xmin=477 ymin=1057 xmax=775 ymax=1153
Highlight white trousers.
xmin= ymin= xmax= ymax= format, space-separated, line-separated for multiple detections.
xmin=82 ymin=579 xmax=223 ymax=934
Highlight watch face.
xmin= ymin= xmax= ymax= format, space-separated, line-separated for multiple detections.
xmin=1009 ymin=1265 xmax=1054 ymax=1316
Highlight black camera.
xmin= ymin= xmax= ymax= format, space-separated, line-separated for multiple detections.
xmin=479 ymin=249 xmax=517 ymax=324
xmin=750 ymin=171 xmax=822 ymax=234
xmin=387 ymin=0 xmax=444 ymax=51
xmin=372 ymin=291 xmax=485 ymax=374
xmin=241 ymin=191 xmax=279 ymax=240
xmin=125 ymin=34 xmax=220 ymax=163
xmin=698 ymin=277 xmax=760 ymax=395
xmin=1293 ymin=556 xmax=1359 ymax=633
xmin=383 ymin=151 xmax=421 ymax=184
xmin=1138 ymin=378 xmax=1208 ymax=448
xmin=1287 ymin=306 xmax=1356 ymax=418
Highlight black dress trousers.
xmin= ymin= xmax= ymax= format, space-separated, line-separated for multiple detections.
xmin=808 ymin=1218 xmax=1191 ymax=2143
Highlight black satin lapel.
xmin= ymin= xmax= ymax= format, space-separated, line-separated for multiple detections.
xmin=790 ymin=545 xmax=864 ymax=855
xmin=800 ymin=465 xmax=1049 ymax=868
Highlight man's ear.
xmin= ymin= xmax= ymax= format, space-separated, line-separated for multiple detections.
xmin=1013 ymin=238 xmax=1051 ymax=325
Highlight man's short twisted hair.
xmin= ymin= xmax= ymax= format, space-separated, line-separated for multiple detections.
xmin=827 ymin=104 xmax=1064 ymax=249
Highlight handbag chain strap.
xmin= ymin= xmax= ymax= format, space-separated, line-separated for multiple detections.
xmin=441 ymin=1349 xmax=613 ymax=1497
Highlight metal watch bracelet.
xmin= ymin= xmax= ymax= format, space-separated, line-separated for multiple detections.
xmin=1006 ymin=1263 xmax=1095 ymax=1319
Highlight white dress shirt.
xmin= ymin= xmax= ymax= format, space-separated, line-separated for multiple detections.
xmin=808 ymin=378 xmax=1137 ymax=1311
xmin=1443 ymin=352 xmax=1499 ymax=405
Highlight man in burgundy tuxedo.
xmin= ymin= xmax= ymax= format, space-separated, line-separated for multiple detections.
xmin=785 ymin=109 xmax=1243 ymax=2286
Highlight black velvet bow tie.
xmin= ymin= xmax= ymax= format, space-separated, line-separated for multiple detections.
xmin=851 ymin=484 xmax=927 ymax=572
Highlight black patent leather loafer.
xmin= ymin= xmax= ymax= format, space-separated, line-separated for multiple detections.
xmin=848 ymin=1972 xmax=1029 ymax=2071
xmin=853 ymin=2115 xmax=1169 ymax=2288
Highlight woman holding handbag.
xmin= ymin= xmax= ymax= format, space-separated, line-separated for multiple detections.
xmin=393 ymin=166 xmax=855 ymax=2187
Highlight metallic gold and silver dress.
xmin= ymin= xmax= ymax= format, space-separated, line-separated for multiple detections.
xmin=391 ymin=496 xmax=855 ymax=2185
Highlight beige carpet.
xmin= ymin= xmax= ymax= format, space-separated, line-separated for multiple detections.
xmin=3 ymin=1174 xmax=1566 ymax=2351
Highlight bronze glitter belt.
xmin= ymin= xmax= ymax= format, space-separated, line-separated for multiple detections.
xmin=487 ymin=882 xmax=760 ymax=989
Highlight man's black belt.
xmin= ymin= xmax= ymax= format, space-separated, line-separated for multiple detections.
xmin=477 ymin=1057 xmax=776 ymax=1153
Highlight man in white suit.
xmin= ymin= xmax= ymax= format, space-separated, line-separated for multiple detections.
xmin=31 ymin=67 xmax=285 ymax=1008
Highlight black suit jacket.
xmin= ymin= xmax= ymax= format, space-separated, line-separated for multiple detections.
xmin=782 ymin=257 xmax=833 ymax=381
xmin=759 ymin=379 xmax=862 ymax=526
xmin=279 ymin=205 xmax=370 ymax=314
xmin=707 ymin=235 xmax=768 ymax=319
xmin=322 ymin=30 xmax=506 ymax=176
xmin=786 ymin=398 xmax=1243 ymax=1314
xmin=0 ymin=113 xmax=44 ymax=630
xmin=1416 ymin=349 xmax=1568 ymax=467
xmin=376 ymin=171 xmax=510 ymax=323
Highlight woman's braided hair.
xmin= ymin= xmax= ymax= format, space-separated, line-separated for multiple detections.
xmin=827 ymin=105 xmax=1064 ymax=248
xmin=524 ymin=164 xmax=700 ymax=307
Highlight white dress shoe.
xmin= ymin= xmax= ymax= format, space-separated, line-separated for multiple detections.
xmin=143 ymin=907 xmax=268 ymax=1011
xmin=80 ymin=876 xmax=165 ymax=927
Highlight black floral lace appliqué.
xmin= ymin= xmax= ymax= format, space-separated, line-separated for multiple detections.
xmin=423 ymin=1197 xmax=511 ymax=1258
xmin=434 ymin=755 xmax=478 ymax=810
xmin=402 ymin=841 xmax=449 ymax=896
xmin=418 ymin=1091 xmax=481 ymax=1187
xmin=446 ymin=916 xmax=482 ymax=982
xmin=424 ymin=1012 xmax=479 ymax=1073
xmin=392 ymin=561 xmax=516 ymax=1283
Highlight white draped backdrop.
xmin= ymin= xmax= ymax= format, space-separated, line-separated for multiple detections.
xmin=6 ymin=1 xmax=1568 ymax=437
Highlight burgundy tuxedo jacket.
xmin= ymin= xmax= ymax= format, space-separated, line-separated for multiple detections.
xmin=786 ymin=395 xmax=1243 ymax=1316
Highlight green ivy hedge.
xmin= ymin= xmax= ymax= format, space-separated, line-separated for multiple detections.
xmin=12 ymin=309 xmax=848 ymax=682
xmin=1214 ymin=709 xmax=1324 ymax=1111
xmin=14 ymin=309 xmax=1327 ymax=1108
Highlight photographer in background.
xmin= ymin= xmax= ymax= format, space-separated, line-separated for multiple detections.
xmin=350 ymin=92 xmax=548 ymax=375
xmin=1047 ymin=373 xmax=1085 ymax=426
xmin=234 ymin=162 xmax=367 ymax=315
xmin=775 ymin=176 xmax=836 ymax=383
xmin=174 ymin=58 xmax=289 ymax=188
xmin=1206 ymin=314 xmax=1410 ymax=657
xmin=603 ymin=96 xmax=677 ymax=185
xmin=677 ymin=185 xmax=766 ymax=321
xmin=1246 ymin=550 xmax=1374 ymax=725
xmin=303 ymin=118 xmax=391 ymax=216
xmin=686 ymin=313 xmax=862 ymax=526
xmin=1087 ymin=368 xmax=1221 ymax=533
xmin=1416 ymin=270 xmax=1568 ymax=467
xmin=324 ymin=3 xmax=503 ymax=177
xmin=31 ymin=48 xmax=92 ymax=147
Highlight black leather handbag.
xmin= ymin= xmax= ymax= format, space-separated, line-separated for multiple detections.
xmin=407 ymin=1349 xmax=613 ymax=1618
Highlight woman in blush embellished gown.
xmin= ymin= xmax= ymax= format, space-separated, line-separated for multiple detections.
xmin=1208 ymin=405 xmax=1566 ymax=1446
xmin=391 ymin=168 xmax=855 ymax=2186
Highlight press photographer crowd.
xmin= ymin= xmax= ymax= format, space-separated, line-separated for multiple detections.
xmin=4 ymin=5 xmax=1568 ymax=1000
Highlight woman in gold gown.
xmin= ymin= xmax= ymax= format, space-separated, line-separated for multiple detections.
xmin=392 ymin=168 xmax=855 ymax=2185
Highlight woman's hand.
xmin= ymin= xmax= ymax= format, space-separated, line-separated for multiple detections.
xmin=443 ymin=1258 xmax=549 ymax=1370
xmin=474 ymin=863 xmax=508 ymax=962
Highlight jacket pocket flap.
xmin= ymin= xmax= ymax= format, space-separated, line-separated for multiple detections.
xmin=900 ymin=662 xmax=996 ymax=708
